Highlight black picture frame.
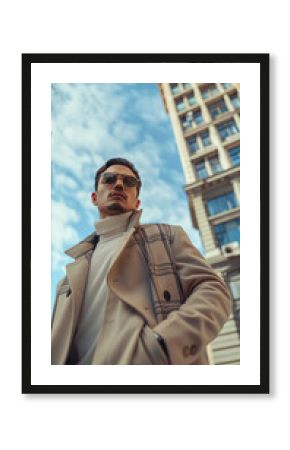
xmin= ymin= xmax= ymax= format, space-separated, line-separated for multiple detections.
xmin=22 ymin=53 xmax=269 ymax=394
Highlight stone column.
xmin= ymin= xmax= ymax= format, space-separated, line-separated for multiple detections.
xmin=233 ymin=112 xmax=240 ymax=129
xmin=231 ymin=178 xmax=240 ymax=204
xmin=191 ymin=192 xmax=217 ymax=255
xmin=223 ymin=93 xmax=235 ymax=113
xmin=194 ymin=83 xmax=212 ymax=123
xmin=162 ymin=83 xmax=195 ymax=184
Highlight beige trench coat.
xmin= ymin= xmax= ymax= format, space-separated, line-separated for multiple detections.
xmin=52 ymin=212 xmax=232 ymax=365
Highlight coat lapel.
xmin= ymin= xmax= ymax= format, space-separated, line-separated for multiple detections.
xmin=107 ymin=228 xmax=156 ymax=327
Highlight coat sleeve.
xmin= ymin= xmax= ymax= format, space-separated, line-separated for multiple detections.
xmin=153 ymin=225 xmax=232 ymax=364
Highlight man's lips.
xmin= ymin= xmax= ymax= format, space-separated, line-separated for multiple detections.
xmin=109 ymin=192 xmax=126 ymax=200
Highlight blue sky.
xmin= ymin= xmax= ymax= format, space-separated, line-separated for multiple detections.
xmin=51 ymin=83 xmax=204 ymax=308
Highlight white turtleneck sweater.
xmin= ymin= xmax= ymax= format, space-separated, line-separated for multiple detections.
xmin=73 ymin=210 xmax=138 ymax=365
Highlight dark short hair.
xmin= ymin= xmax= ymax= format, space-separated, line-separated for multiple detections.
xmin=94 ymin=158 xmax=142 ymax=195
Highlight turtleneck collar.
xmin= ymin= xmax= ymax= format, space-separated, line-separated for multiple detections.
xmin=94 ymin=209 xmax=142 ymax=240
xmin=65 ymin=210 xmax=143 ymax=258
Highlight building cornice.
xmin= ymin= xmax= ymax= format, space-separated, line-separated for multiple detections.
xmin=184 ymin=166 xmax=240 ymax=193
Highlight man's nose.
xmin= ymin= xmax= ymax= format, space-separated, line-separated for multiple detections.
xmin=113 ymin=176 xmax=124 ymax=189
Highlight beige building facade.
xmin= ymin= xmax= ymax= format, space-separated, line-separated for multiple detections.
xmin=159 ymin=82 xmax=240 ymax=365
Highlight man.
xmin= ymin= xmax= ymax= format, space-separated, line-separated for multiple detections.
xmin=52 ymin=157 xmax=231 ymax=365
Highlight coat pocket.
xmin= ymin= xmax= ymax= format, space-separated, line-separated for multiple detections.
xmin=142 ymin=325 xmax=169 ymax=365
xmin=132 ymin=325 xmax=169 ymax=365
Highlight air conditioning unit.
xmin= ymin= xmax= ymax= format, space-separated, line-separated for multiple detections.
xmin=221 ymin=241 xmax=240 ymax=256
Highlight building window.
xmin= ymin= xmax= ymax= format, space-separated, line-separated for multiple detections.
xmin=193 ymin=109 xmax=204 ymax=125
xmin=213 ymin=218 xmax=240 ymax=246
xmin=195 ymin=161 xmax=208 ymax=180
xmin=170 ymin=83 xmax=180 ymax=95
xmin=200 ymin=130 xmax=211 ymax=147
xmin=200 ymin=84 xmax=219 ymax=99
xmin=187 ymin=135 xmax=199 ymax=154
xmin=228 ymin=145 xmax=240 ymax=166
xmin=208 ymin=155 xmax=222 ymax=174
xmin=222 ymin=83 xmax=232 ymax=89
xmin=181 ymin=113 xmax=192 ymax=130
xmin=176 ymin=98 xmax=185 ymax=112
xmin=230 ymin=92 xmax=240 ymax=108
xmin=187 ymin=93 xmax=197 ymax=106
xmin=207 ymin=191 xmax=237 ymax=216
xmin=183 ymin=83 xmax=191 ymax=89
xmin=208 ymin=99 xmax=228 ymax=119
xmin=187 ymin=130 xmax=211 ymax=153
xmin=217 ymin=119 xmax=239 ymax=141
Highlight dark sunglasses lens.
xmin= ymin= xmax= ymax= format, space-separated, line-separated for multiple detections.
xmin=103 ymin=173 xmax=117 ymax=184
xmin=102 ymin=173 xmax=138 ymax=187
xmin=123 ymin=176 xmax=138 ymax=187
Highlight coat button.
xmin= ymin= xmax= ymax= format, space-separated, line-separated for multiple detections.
xmin=190 ymin=344 xmax=197 ymax=355
xmin=163 ymin=290 xmax=171 ymax=301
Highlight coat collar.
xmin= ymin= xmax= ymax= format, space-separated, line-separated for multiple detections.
xmin=64 ymin=209 xmax=143 ymax=259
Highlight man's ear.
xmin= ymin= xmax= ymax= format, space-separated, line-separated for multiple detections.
xmin=91 ymin=192 xmax=98 ymax=206
xmin=136 ymin=199 xmax=141 ymax=209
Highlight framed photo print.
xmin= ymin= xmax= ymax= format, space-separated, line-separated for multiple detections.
xmin=22 ymin=53 xmax=269 ymax=394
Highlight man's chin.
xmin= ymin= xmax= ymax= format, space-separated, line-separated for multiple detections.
xmin=105 ymin=203 xmax=128 ymax=214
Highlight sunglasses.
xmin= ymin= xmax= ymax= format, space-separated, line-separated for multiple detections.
xmin=101 ymin=172 xmax=139 ymax=188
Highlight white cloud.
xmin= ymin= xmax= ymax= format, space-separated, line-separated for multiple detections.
xmin=132 ymin=89 xmax=168 ymax=125
xmin=53 ymin=172 xmax=79 ymax=191
xmin=74 ymin=189 xmax=99 ymax=224
xmin=112 ymin=121 xmax=140 ymax=144
xmin=123 ymin=136 xmax=164 ymax=178
xmin=168 ymin=168 xmax=186 ymax=186
xmin=51 ymin=200 xmax=81 ymax=269
xmin=51 ymin=84 xmax=172 ymax=186
xmin=52 ymin=142 xmax=93 ymax=179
